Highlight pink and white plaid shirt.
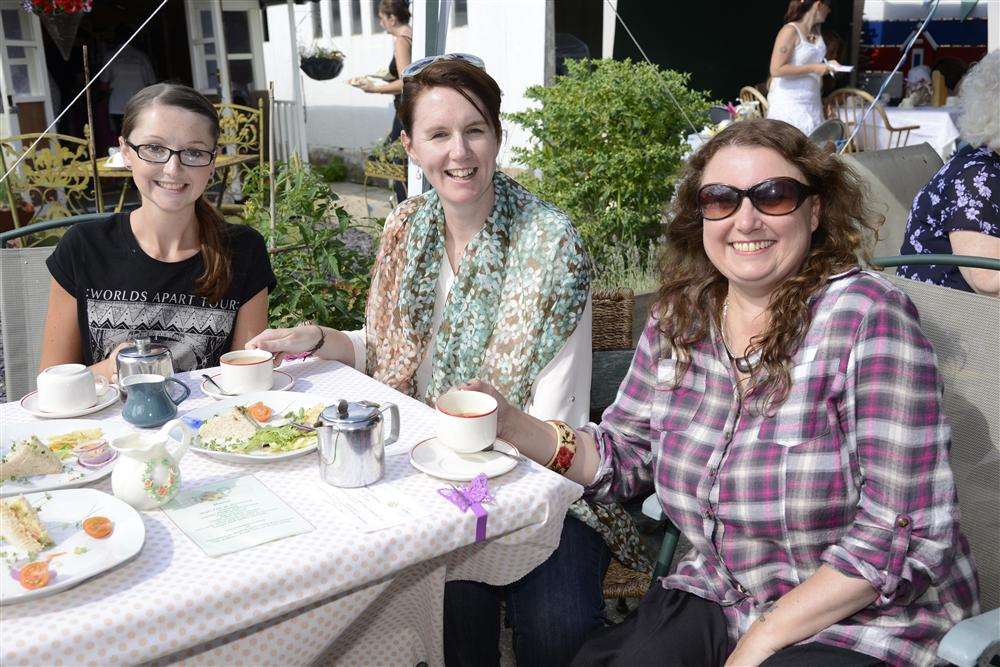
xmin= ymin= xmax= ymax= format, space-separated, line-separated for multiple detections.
xmin=584 ymin=269 xmax=979 ymax=666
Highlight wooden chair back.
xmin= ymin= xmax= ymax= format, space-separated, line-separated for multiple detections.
xmin=738 ymin=86 xmax=768 ymax=118
xmin=824 ymin=87 xmax=920 ymax=152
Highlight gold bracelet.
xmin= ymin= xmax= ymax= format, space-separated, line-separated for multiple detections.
xmin=544 ymin=420 xmax=578 ymax=475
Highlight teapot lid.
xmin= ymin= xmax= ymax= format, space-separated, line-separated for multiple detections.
xmin=320 ymin=400 xmax=379 ymax=429
xmin=119 ymin=337 xmax=170 ymax=359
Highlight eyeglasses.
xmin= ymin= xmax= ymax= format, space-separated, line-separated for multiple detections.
xmin=402 ymin=53 xmax=485 ymax=79
xmin=124 ymin=140 xmax=216 ymax=167
xmin=697 ymin=177 xmax=815 ymax=221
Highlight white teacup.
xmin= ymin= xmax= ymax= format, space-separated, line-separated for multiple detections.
xmin=435 ymin=390 xmax=498 ymax=454
xmin=36 ymin=364 xmax=108 ymax=413
xmin=219 ymin=350 xmax=274 ymax=394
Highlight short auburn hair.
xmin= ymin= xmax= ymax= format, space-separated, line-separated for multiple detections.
xmin=397 ymin=59 xmax=502 ymax=142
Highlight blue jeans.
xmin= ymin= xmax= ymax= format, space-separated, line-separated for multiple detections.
xmin=443 ymin=515 xmax=612 ymax=667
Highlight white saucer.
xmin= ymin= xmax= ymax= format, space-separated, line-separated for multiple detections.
xmin=19 ymin=386 xmax=120 ymax=419
xmin=200 ymin=370 xmax=294 ymax=399
xmin=409 ymin=436 xmax=520 ymax=481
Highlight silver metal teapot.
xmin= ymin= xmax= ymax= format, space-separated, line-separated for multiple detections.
xmin=116 ymin=337 xmax=174 ymax=399
xmin=316 ymin=399 xmax=399 ymax=488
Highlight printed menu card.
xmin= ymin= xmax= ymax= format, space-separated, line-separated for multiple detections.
xmin=162 ymin=475 xmax=314 ymax=557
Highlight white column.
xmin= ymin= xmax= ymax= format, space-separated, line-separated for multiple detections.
xmin=211 ymin=0 xmax=233 ymax=104
xmin=602 ymin=0 xmax=618 ymax=59
xmin=286 ymin=0 xmax=309 ymax=162
xmin=989 ymin=0 xmax=999 ymax=52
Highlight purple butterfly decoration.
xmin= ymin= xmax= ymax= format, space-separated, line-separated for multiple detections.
xmin=439 ymin=473 xmax=493 ymax=542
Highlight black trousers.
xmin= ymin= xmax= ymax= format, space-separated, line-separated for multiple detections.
xmin=570 ymin=584 xmax=887 ymax=667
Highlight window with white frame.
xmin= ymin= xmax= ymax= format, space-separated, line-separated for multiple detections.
xmin=1 ymin=8 xmax=41 ymax=96
xmin=453 ymin=0 xmax=467 ymax=27
xmin=311 ymin=1 xmax=323 ymax=38
xmin=330 ymin=0 xmax=343 ymax=36
xmin=350 ymin=0 xmax=362 ymax=34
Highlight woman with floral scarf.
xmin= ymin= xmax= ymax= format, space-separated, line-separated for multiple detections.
xmin=248 ymin=57 xmax=647 ymax=665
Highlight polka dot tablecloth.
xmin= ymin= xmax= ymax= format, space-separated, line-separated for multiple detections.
xmin=1 ymin=360 xmax=582 ymax=666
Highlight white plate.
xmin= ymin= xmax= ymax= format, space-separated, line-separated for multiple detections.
xmin=20 ymin=386 xmax=120 ymax=419
xmin=200 ymin=370 xmax=294 ymax=400
xmin=183 ymin=390 xmax=327 ymax=463
xmin=409 ymin=437 xmax=519 ymax=481
xmin=1 ymin=420 xmax=132 ymax=497
xmin=1 ymin=488 xmax=145 ymax=605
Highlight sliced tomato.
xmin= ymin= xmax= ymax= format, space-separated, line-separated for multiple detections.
xmin=248 ymin=402 xmax=273 ymax=422
xmin=19 ymin=561 xmax=50 ymax=589
xmin=83 ymin=516 xmax=114 ymax=539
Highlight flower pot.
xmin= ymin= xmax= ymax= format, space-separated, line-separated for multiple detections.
xmin=300 ymin=57 xmax=344 ymax=81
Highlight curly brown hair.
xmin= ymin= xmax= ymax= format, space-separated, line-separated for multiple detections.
xmin=657 ymin=118 xmax=881 ymax=412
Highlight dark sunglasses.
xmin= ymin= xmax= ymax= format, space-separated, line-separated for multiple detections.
xmin=697 ymin=177 xmax=815 ymax=221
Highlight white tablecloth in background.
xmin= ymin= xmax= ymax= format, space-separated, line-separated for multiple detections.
xmin=883 ymin=107 xmax=962 ymax=160
xmin=0 ymin=359 xmax=582 ymax=666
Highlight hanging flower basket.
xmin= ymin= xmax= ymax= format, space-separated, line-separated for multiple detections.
xmin=298 ymin=45 xmax=346 ymax=81
xmin=21 ymin=0 xmax=92 ymax=61
xmin=300 ymin=57 xmax=345 ymax=81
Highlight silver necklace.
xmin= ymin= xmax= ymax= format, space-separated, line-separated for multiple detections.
xmin=721 ymin=298 xmax=755 ymax=374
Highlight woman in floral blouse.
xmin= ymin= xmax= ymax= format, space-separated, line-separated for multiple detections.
xmin=248 ymin=57 xmax=649 ymax=665
xmin=468 ymin=118 xmax=979 ymax=666
xmin=898 ymin=50 xmax=999 ymax=296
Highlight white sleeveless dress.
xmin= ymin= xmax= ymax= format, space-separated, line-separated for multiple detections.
xmin=766 ymin=23 xmax=826 ymax=136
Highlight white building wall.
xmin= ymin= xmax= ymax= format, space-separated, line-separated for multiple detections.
xmin=262 ymin=0 xmax=548 ymax=166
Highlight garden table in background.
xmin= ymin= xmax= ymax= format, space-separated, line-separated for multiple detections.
xmin=0 ymin=359 xmax=581 ymax=666
xmin=881 ymin=106 xmax=962 ymax=160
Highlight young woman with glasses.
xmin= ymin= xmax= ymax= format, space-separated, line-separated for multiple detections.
xmin=39 ymin=83 xmax=275 ymax=378
xmin=248 ymin=57 xmax=652 ymax=665
xmin=464 ymin=118 xmax=979 ymax=666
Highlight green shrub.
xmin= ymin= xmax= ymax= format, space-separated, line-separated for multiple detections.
xmin=240 ymin=158 xmax=375 ymax=330
xmin=508 ymin=58 xmax=712 ymax=265
xmin=314 ymin=155 xmax=348 ymax=183
xmin=593 ymin=238 xmax=660 ymax=294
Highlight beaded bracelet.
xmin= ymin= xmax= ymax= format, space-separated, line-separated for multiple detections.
xmin=544 ymin=420 xmax=578 ymax=475
xmin=284 ymin=324 xmax=325 ymax=361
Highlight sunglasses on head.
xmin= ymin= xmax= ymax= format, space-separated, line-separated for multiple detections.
xmin=697 ymin=177 xmax=815 ymax=221
xmin=402 ymin=53 xmax=486 ymax=79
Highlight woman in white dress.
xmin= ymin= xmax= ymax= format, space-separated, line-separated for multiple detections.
xmin=767 ymin=0 xmax=838 ymax=136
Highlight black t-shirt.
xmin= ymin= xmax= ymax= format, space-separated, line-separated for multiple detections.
xmin=46 ymin=213 xmax=277 ymax=372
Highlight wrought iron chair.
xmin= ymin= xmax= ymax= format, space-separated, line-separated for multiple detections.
xmin=0 ymin=128 xmax=103 ymax=231
xmin=823 ymin=88 xmax=920 ymax=153
xmin=738 ymin=86 xmax=768 ymax=118
xmin=363 ymin=140 xmax=407 ymax=216
xmin=212 ymin=99 xmax=265 ymax=212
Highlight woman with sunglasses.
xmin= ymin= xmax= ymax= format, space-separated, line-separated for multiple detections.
xmin=248 ymin=57 xmax=650 ymax=666
xmin=40 ymin=83 xmax=275 ymax=378
xmin=463 ymin=119 xmax=978 ymax=666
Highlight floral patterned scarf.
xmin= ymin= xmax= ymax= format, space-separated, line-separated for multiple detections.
xmin=365 ymin=171 xmax=589 ymax=407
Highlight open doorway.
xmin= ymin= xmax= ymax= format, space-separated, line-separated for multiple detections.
xmin=38 ymin=0 xmax=192 ymax=155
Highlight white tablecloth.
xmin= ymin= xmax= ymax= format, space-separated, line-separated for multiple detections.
xmin=883 ymin=107 xmax=962 ymax=160
xmin=0 ymin=359 xmax=582 ymax=666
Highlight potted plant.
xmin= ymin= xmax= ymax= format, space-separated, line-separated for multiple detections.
xmin=299 ymin=44 xmax=346 ymax=81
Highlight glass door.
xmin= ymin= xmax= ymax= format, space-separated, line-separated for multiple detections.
xmin=0 ymin=2 xmax=54 ymax=135
xmin=185 ymin=0 xmax=265 ymax=104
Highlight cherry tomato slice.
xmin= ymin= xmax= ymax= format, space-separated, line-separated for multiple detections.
xmin=83 ymin=516 xmax=114 ymax=539
xmin=19 ymin=561 xmax=50 ymax=589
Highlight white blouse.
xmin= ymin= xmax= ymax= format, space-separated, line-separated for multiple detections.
xmin=344 ymin=259 xmax=593 ymax=427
